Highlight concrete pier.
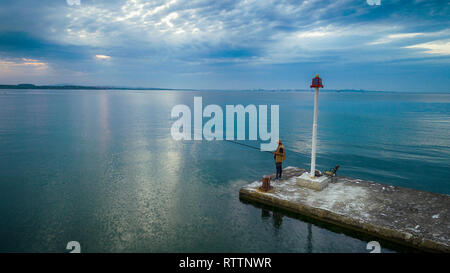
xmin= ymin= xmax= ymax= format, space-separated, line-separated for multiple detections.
xmin=239 ymin=167 xmax=450 ymax=252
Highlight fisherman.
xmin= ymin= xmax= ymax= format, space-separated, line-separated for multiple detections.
xmin=273 ymin=140 xmax=286 ymax=180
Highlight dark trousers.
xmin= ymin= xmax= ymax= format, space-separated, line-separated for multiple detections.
xmin=275 ymin=162 xmax=282 ymax=178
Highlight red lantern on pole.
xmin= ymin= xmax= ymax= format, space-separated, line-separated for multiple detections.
xmin=310 ymin=74 xmax=324 ymax=88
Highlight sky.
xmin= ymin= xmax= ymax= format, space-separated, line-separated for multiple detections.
xmin=0 ymin=0 xmax=448 ymax=92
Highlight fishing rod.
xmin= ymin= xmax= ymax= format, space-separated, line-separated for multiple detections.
xmin=224 ymin=139 xmax=339 ymax=175
xmin=224 ymin=139 xmax=273 ymax=154
xmin=224 ymin=139 xmax=305 ymax=158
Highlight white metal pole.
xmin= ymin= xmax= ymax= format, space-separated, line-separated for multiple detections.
xmin=310 ymin=87 xmax=319 ymax=178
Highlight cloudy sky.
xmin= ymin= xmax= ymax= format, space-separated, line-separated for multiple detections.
xmin=0 ymin=0 xmax=448 ymax=91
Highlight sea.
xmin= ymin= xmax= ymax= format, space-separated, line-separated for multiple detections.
xmin=0 ymin=89 xmax=449 ymax=252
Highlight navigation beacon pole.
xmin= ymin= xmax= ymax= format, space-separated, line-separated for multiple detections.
xmin=297 ymin=74 xmax=330 ymax=191
xmin=310 ymin=74 xmax=322 ymax=178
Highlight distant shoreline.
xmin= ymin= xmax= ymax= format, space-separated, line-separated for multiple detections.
xmin=0 ymin=84 xmax=448 ymax=94
xmin=0 ymin=84 xmax=176 ymax=91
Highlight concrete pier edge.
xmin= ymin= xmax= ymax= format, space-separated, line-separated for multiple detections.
xmin=239 ymin=167 xmax=450 ymax=252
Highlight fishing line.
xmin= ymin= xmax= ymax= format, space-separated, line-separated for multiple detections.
xmin=224 ymin=140 xmax=339 ymax=176
xmin=224 ymin=139 xmax=273 ymax=154
xmin=223 ymin=139 xmax=306 ymax=159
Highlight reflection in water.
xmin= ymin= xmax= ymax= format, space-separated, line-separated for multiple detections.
xmin=261 ymin=209 xmax=270 ymax=219
xmin=272 ymin=211 xmax=283 ymax=229
xmin=261 ymin=208 xmax=283 ymax=229
xmin=247 ymin=199 xmax=413 ymax=253
xmin=260 ymin=207 xmax=312 ymax=252
xmin=307 ymin=223 xmax=312 ymax=253
xmin=98 ymin=91 xmax=110 ymax=153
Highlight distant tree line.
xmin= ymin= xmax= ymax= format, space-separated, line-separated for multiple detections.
xmin=0 ymin=84 xmax=173 ymax=90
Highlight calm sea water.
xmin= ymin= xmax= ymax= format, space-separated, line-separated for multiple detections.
xmin=0 ymin=89 xmax=449 ymax=253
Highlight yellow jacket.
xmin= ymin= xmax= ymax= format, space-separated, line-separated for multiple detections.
xmin=274 ymin=144 xmax=286 ymax=163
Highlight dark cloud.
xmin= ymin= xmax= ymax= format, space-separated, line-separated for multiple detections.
xmin=0 ymin=0 xmax=448 ymax=91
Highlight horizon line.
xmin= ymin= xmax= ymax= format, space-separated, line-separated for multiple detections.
xmin=0 ymin=83 xmax=449 ymax=94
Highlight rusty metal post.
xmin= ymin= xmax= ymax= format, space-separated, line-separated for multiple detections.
xmin=261 ymin=175 xmax=272 ymax=191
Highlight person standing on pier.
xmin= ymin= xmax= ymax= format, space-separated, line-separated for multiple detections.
xmin=273 ymin=140 xmax=286 ymax=180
